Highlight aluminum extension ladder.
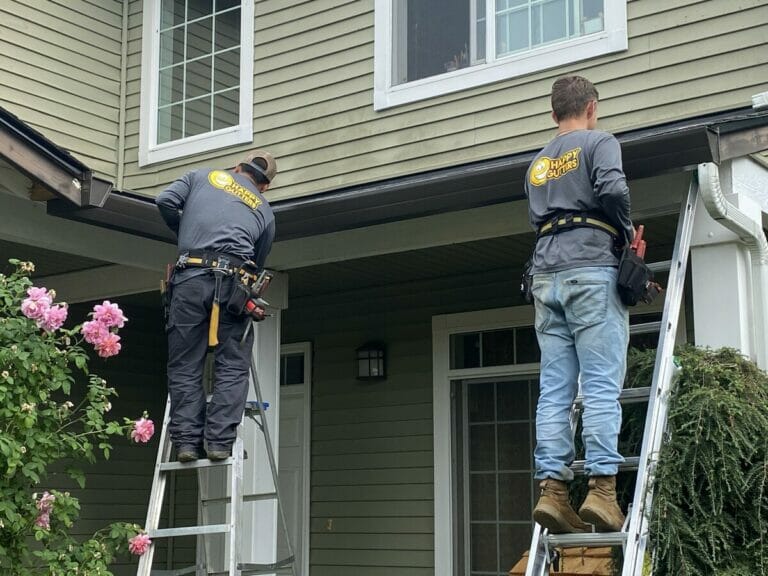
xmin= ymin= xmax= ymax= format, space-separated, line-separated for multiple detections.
xmin=525 ymin=174 xmax=699 ymax=576
xmin=137 ymin=346 xmax=297 ymax=576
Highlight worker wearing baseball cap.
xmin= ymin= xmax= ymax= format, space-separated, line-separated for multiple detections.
xmin=156 ymin=150 xmax=277 ymax=462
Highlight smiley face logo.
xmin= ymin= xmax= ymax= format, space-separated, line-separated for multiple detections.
xmin=208 ymin=170 xmax=234 ymax=189
xmin=529 ymin=157 xmax=551 ymax=187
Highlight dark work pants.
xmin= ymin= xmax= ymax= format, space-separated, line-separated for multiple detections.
xmin=166 ymin=273 xmax=253 ymax=451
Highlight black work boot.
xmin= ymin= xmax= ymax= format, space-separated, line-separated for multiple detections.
xmin=579 ymin=475 xmax=625 ymax=532
xmin=533 ymin=478 xmax=590 ymax=533
xmin=206 ymin=448 xmax=232 ymax=461
xmin=176 ymin=446 xmax=200 ymax=463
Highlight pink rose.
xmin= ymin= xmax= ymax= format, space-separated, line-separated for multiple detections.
xmin=131 ymin=417 xmax=155 ymax=443
xmin=36 ymin=491 xmax=56 ymax=513
xmin=92 ymin=300 xmax=128 ymax=329
xmin=128 ymin=533 xmax=152 ymax=555
xmin=21 ymin=297 xmax=49 ymax=320
xmin=81 ymin=320 xmax=109 ymax=345
xmin=38 ymin=304 xmax=68 ymax=332
xmin=27 ymin=287 xmax=53 ymax=306
xmin=35 ymin=512 xmax=50 ymax=530
xmin=94 ymin=332 xmax=121 ymax=358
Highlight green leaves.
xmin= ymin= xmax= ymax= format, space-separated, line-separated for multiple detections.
xmin=638 ymin=347 xmax=768 ymax=575
xmin=0 ymin=260 xmax=149 ymax=575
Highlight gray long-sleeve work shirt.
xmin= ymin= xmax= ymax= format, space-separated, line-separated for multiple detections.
xmin=524 ymin=129 xmax=633 ymax=274
xmin=157 ymin=168 xmax=275 ymax=281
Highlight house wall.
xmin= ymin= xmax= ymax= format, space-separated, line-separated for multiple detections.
xmin=0 ymin=0 xmax=124 ymax=179
xmin=282 ymin=268 xmax=520 ymax=575
xmin=122 ymin=0 xmax=768 ymax=201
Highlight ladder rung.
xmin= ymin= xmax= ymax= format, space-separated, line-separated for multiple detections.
xmin=629 ymin=321 xmax=662 ymax=335
xmin=575 ymin=386 xmax=651 ymax=408
xmin=570 ymin=456 xmax=640 ymax=474
xmin=201 ymin=491 xmax=277 ymax=507
xmin=149 ymin=566 xmax=199 ymax=575
xmin=647 ymin=259 xmax=671 ymax=273
xmin=546 ymin=531 xmax=627 ymax=548
xmin=159 ymin=457 xmax=234 ymax=471
xmin=149 ymin=523 xmax=230 ymax=539
xmin=238 ymin=556 xmax=296 ymax=575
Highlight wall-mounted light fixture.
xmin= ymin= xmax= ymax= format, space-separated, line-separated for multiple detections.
xmin=356 ymin=342 xmax=386 ymax=381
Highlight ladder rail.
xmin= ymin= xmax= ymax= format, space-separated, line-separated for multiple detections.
xmin=137 ymin=397 xmax=174 ymax=576
xmin=622 ymin=174 xmax=699 ymax=576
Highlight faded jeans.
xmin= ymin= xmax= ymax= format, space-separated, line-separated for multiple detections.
xmin=531 ymin=266 xmax=629 ymax=481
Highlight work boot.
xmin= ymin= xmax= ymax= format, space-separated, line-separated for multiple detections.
xmin=206 ymin=448 xmax=231 ymax=461
xmin=579 ymin=476 xmax=625 ymax=532
xmin=533 ymin=479 xmax=590 ymax=534
xmin=176 ymin=447 xmax=200 ymax=463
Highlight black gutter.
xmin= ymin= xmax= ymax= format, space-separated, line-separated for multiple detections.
xmin=15 ymin=105 xmax=768 ymax=243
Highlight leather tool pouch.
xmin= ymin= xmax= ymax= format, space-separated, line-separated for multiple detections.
xmin=520 ymin=259 xmax=534 ymax=304
xmin=226 ymin=280 xmax=250 ymax=316
xmin=617 ymin=247 xmax=658 ymax=306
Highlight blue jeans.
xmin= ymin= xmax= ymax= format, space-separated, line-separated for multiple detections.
xmin=531 ymin=266 xmax=629 ymax=481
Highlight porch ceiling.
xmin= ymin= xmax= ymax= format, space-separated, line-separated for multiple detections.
xmin=287 ymin=213 xmax=680 ymax=299
xmin=0 ymin=238 xmax=108 ymax=278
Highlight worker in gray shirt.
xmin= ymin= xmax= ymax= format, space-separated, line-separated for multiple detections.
xmin=156 ymin=151 xmax=277 ymax=462
xmin=524 ymin=76 xmax=632 ymax=534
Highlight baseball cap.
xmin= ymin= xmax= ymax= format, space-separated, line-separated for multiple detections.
xmin=241 ymin=150 xmax=277 ymax=183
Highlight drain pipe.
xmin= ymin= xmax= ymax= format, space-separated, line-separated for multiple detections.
xmin=698 ymin=162 xmax=768 ymax=368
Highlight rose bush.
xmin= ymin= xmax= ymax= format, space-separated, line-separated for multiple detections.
xmin=0 ymin=259 xmax=154 ymax=575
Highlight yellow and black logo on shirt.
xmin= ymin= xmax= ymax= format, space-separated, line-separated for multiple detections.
xmin=529 ymin=147 xmax=582 ymax=186
xmin=207 ymin=170 xmax=262 ymax=210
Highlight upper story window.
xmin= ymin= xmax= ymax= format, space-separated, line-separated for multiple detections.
xmin=140 ymin=0 xmax=254 ymax=166
xmin=374 ymin=0 xmax=627 ymax=110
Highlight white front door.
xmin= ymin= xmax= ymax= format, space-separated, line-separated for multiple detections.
xmin=278 ymin=343 xmax=312 ymax=575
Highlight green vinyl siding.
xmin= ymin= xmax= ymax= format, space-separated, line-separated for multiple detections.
xmin=121 ymin=0 xmax=768 ymax=201
xmin=282 ymin=266 xmax=520 ymax=575
xmin=0 ymin=0 xmax=123 ymax=179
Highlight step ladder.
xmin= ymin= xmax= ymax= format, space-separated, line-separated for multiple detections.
xmin=524 ymin=174 xmax=699 ymax=576
xmin=137 ymin=345 xmax=297 ymax=576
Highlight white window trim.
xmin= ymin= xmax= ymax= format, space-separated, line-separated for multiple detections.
xmin=432 ymin=306 xmax=536 ymax=576
xmin=139 ymin=0 xmax=254 ymax=166
xmin=374 ymin=0 xmax=628 ymax=111
xmin=280 ymin=342 xmax=312 ymax=576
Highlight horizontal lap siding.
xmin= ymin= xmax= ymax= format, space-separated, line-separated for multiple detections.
xmin=282 ymin=269 xmax=519 ymax=575
xmin=122 ymin=0 xmax=768 ymax=200
xmin=0 ymin=0 xmax=123 ymax=179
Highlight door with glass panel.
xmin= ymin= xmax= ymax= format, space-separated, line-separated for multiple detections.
xmin=453 ymin=377 xmax=539 ymax=576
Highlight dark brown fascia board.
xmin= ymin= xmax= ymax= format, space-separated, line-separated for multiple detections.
xmin=707 ymin=116 xmax=768 ymax=164
xmin=0 ymin=122 xmax=85 ymax=206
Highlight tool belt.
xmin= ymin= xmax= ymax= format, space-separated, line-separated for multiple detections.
xmin=537 ymin=212 xmax=619 ymax=239
xmin=174 ymin=251 xmax=270 ymax=346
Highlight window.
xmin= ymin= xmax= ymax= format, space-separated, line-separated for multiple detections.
xmin=374 ymin=0 xmax=627 ymax=109
xmin=140 ymin=0 xmax=254 ymax=166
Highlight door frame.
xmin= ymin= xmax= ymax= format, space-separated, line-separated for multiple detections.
xmin=280 ymin=341 xmax=312 ymax=576
xmin=432 ymin=306 xmax=537 ymax=576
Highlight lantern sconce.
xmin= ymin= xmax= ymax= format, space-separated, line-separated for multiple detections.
xmin=356 ymin=342 xmax=386 ymax=381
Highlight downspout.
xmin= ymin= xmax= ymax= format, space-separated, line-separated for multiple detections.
xmin=698 ymin=162 xmax=768 ymax=368
xmin=116 ymin=0 xmax=129 ymax=190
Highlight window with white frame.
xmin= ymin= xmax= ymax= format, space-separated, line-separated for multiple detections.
xmin=374 ymin=0 xmax=627 ymax=110
xmin=139 ymin=0 xmax=254 ymax=166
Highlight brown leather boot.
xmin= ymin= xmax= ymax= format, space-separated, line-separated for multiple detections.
xmin=533 ymin=478 xmax=590 ymax=534
xmin=579 ymin=475 xmax=625 ymax=532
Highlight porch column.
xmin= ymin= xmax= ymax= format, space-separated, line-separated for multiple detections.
xmin=241 ymin=271 xmax=289 ymax=571
xmin=691 ymin=160 xmax=768 ymax=368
